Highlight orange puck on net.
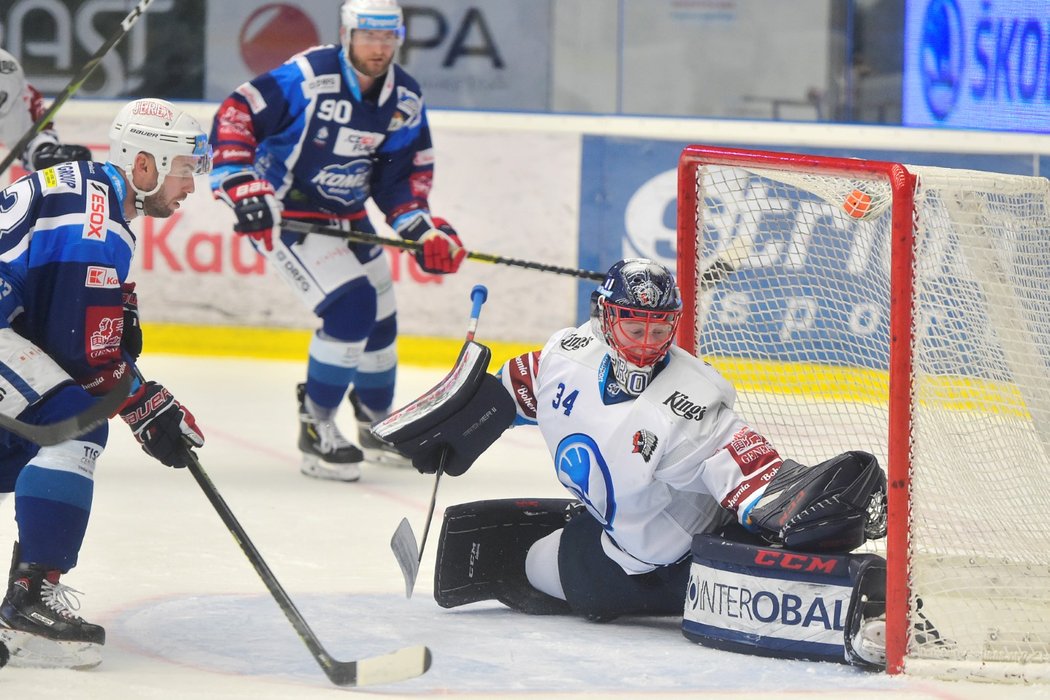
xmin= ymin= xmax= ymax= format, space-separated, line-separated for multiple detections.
xmin=843 ymin=189 xmax=873 ymax=219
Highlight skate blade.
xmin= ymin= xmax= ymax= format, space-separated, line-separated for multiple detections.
xmin=300 ymin=455 xmax=362 ymax=482
xmin=0 ymin=628 xmax=103 ymax=669
xmin=361 ymin=447 xmax=412 ymax=469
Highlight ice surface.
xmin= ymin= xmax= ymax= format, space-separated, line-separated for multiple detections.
xmin=1 ymin=356 xmax=1047 ymax=699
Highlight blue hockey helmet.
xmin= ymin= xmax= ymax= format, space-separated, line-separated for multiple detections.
xmin=591 ymin=258 xmax=681 ymax=394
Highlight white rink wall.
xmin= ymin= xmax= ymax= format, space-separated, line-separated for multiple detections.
xmin=3 ymin=101 xmax=1048 ymax=344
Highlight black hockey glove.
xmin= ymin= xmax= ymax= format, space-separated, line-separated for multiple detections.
xmin=398 ymin=214 xmax=466 ymax=274
xmin=121 ymin=282 xmax=142 ymax=360
xmin=119 ymin=381 xmax=205 ymax=468
xmin=216 ymin=173 xmax=282 ymax=252
xmin=30 ymin=143 xmax=92 ymax=170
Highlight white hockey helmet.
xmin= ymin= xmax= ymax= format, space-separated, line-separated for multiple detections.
xmin=341 ymin=0 xmax=405 ymax=45
xmin=108 ymin=98 xmax=211 ymax=206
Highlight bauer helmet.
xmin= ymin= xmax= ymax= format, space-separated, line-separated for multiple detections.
xmin=108 ymin=98 xmax=211 ymax=208
xmin=591 ymin=258 xmax=682 ymax=395
xmin=341 ymin=0 xmax=405 ymax=47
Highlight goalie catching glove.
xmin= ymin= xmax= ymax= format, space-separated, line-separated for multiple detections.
xmin=215 ymin=172 xmax=282 ymax=252
xmin=742 ymin=450 xmax=887 ymax=553
xmin=395 ymin=212 xmax=466 ymax=274
xmin=119 ymin=381 xmax=205 ymax=468
xmin=370 ymin=341 xmax=514 ymax=476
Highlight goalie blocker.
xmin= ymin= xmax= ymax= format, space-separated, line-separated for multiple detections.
xmin=370 ymin=340 xmax=515 ymax=476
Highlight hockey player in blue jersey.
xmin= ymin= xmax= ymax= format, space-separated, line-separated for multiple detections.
xmin=0 ymin=98 xmax=210 ymax=669
xmin=210 ymin=0 xmax=465 ymax=483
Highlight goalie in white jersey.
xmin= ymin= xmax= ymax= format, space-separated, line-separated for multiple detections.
xmin=375 ymin=258 xmax=890 ymax=665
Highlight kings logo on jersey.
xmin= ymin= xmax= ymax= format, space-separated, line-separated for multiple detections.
xmin=310 ymin=159 xmax=372 ymax=206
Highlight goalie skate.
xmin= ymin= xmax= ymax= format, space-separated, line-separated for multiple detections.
xmin=297 ymin=384 xmax=363 ymax=482
xmin=349 ymin=389 xmax=411 ymax=468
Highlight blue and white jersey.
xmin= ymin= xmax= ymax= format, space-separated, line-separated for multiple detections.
xmin=210 ymin=45 xmax=434 ymax=230
xmin=0 ymin=161 xmax=135 ymax=393
xmin=498 ymin=325 xmax=784 ymax=574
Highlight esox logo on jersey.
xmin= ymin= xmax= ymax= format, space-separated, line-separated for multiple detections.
xmin=555 ymin=433 xmax=616 ymax=527
xmin=83 ymin=181 xmax=110 ymax=241
xmin=310 ymin=159 xmax=371 ymax=206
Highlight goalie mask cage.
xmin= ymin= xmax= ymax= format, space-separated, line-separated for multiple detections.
xmin=676 ymin=144 xmax=1050 ymax=682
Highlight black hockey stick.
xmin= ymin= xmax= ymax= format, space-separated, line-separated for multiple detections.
xmin=0 ymin=0 xmax=156 ymax=175
xmin=0 ymin=370 xmax=133 ymax=446
xmin=280 ymin=219 xmax=605 ymax=281
xmin=184 ymin=450 xmax=432 ymax=686
xmin=390 ymin=285 xmax=489 ymax=598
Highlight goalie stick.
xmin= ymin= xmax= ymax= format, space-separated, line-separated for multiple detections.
xmin=0 ymin=370 xmax=133 ymax=446
xmin=0 ymin=0 xmax=157 ymax=175
xmin=184 ymin=449 xmax=432 ymax=686
xmin=390 ymin=284 xmax=488 ymax=598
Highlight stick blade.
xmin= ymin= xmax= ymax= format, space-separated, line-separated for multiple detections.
xmin=341 ymin=644 xmax=431 ymax=687
xmin=390 ymin=517 xmax=420 ymax=598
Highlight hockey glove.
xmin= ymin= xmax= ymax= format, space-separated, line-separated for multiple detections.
xmin=216 ymin=173 xmax=282 ymax=252
xmin=121 ymin=282 xmax=142 ymax=361
xmin=119 ymin=381 xmax=205 ymax=468
xmin=398 ymin=214 xmax=466 ymax=274
xmin=30 ymin=142 xmax=92 ymax=170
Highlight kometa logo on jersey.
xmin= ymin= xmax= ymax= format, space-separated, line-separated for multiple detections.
xmin=310 ymin=159 xmax=372 ymax=206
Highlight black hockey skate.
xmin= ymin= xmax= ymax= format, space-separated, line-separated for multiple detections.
xmin=297 ymin=383 xmax=363 ymax=482
xmin=349 ymin=388 xmax=411 ymax=468
xmin=0 ymin=563 xmax=105 ymax=669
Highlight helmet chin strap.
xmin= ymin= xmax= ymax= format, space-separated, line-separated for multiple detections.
xmin=128 ymin=175 xmax=163 ymax=214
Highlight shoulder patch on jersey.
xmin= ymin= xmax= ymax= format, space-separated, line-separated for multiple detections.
xmin=559 ymin=332 xmax=593 ymax=352
xmin=632 ymin=429 xmax=658 ymax=463
xmin=388 ymin=86 xmax=422 ymax=131
xmin=83 ymin=180 xmax=110 ymax=242
xmin=85 ymin=266 xmax=120 ymax=289
xmin=41 ymin=162 xmax=82 ymax=193
xmin=333 ymin=127 xmax=385 ymax=157
xmin=235 ymin=82 xmax=267 ymax=114
xmin=304 ymin=73 xmax=339 ymax=98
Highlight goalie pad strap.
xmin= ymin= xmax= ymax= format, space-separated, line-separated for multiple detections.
xmin=682 ymin=534 xmax=885 ymax=668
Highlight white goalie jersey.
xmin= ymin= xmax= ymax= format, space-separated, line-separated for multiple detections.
xmin=498 ymin=324 xmax=784 ymax=575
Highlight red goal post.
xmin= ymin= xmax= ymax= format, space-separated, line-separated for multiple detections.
xmin=676 ymin=144 xmax=1050 ymax=681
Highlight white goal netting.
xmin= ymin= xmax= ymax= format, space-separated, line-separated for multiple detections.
xmin=677 ymin=146 xmax=1050 ymax=682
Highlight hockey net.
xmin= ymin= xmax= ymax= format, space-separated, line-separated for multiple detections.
xmin=676 ymin=144 xmax=1050 ymax=682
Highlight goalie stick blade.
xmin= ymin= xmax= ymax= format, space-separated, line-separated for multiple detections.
xmin=325 ymin=644 xmax=432 ymax=687
xmin=0 ymin=371 xmax=133 ymax=446
xmin=390 ymin=517 xmax=420 ymax=598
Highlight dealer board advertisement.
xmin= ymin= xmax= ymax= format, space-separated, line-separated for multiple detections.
xmin=902 ymin=0 xmax=1050 ymax=133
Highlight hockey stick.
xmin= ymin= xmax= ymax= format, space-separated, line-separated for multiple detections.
xmin=280 ymin=219 xmax=605 ymax=281
xmin=390 ymin=284 xmax=489 ymax=598
xmin=184 ymin=449 xmax=432 ymax=686
xmin=0 ymin=370 xmax=133 ymax=446
xmin=0 ymin=0 xmax=156 ymax=175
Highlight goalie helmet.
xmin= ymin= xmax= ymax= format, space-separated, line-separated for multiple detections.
xmin=108 ymin=98 xmax=211 ymax=209
xmin=591 ymin=258 xmax=682 ymax=396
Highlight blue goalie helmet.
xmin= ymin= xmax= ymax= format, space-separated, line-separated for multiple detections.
xmin=590 ymin=258 xmax=682 ymax=395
